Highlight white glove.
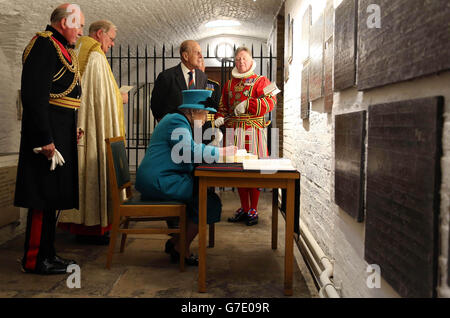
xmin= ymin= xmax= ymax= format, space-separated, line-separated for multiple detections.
xmin=33 ymin=147 xmax=65 ymax=171
xmin=234 ymin=101 xmax=246 ymax=116
xmin=214 ymin=117 xmax=225 ymax=127
xmin=208 ymin=129 xmax=223 ymax=147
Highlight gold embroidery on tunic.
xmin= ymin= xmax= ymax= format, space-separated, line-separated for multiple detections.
xmin=53 ymin=67 xmax=67 ymax=82
xmin=23 ymin=31 xmax=80 ymax=99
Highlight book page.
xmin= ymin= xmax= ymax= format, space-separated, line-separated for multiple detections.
xmin=119 ymin=85 xmax=134 ymax=94
xmin=243 ymin=158 xmax=296 ymax=172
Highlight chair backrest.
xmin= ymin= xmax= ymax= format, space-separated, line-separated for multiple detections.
xmin=105 ymin=137 xmax=131 ymax=191
xmin=111 ymin=140 xmax=131 ymax=188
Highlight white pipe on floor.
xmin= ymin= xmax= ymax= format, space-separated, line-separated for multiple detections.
xmin=299 ymin=223 xmax=340 ymax=298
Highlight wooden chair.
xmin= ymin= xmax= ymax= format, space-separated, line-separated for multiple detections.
xmin=105 ymin=136 xmax=187 ymax=271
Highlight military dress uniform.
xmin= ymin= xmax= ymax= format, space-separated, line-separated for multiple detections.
xmin=216 ymin=72 xmax=276 ymax=225
xmin=203 ymin=79 xmax=221 ymax=144
xmin=14 ymin=25 xmax=81 ymax=274
xmin=216 ymin=73 xmax=275 ymax=157
xmin=206 ymin=79 xmax=221 ymax=110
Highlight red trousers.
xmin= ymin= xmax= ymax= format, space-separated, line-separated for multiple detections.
xmin=237 ymin=188 xmax=261 ymax=211
xmin=22 ymin=209 xmax=56 ymax=270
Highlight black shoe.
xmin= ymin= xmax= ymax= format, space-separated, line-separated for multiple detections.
xmin=76 ymin=234 xmax=110 ymax=245
xmin=246 ymin=209 xmax=258 ymax=226
xmin=50 ymin=255 xmax=77 ymax=267
xmin=22 ymin=258 xmax=67 ymax=275
xmin=227 ymin=208 xmax=247 ymax=223
xmin=167 ymin=244 xmax=199 ymax=266
xmin=164 ymin=239 xmax=174 ymax=254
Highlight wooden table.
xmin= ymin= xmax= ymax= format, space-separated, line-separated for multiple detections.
xmin=195 ymin=165 xmax=300 ymax=296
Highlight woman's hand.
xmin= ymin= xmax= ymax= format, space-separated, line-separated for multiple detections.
xmin=208 ymin=129 xmax=223 ymax=147
xmin=219 ymin=145 xmax=237 ymax=157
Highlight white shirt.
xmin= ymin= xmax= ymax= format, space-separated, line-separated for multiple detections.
xmin=181 ymin=62 xmax=195 ymax=89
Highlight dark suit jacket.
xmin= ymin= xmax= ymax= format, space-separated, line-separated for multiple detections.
xmin=151 ymin=63 xmax=207 ymax=121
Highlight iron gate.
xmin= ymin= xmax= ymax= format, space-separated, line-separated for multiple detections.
xmin=108 ymin=44 xmax=276 ymax=171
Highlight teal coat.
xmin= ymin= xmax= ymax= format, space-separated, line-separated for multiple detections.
xmin=135 ymin=112 xmax=219 ymax=202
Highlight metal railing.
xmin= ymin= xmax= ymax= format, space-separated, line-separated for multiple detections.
xmin=108 ymin=44 xmax=276 ymax=171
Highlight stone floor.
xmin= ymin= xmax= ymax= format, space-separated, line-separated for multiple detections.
xmin=0 ymin=190 xmax=317 ymax=298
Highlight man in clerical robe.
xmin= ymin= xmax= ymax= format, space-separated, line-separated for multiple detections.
xmin=58 ymin=20 xmax=127 ymax=244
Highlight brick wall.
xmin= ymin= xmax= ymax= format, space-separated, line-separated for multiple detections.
xmin=275 ymin=6 xmax=285 ymax=157
xmin=283 ymin=0 xmax=450 ymax=297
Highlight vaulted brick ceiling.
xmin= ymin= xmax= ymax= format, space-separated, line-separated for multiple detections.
xmin=11 ymin=0 xmax=283 ymax=46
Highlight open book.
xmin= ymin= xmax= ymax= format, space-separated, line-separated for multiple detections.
xmin=243 ymin=158 xmax=296 ymax=172
xmin=119 ymin=85 xmax=134 ymax=94
xmin=263 ymin=82 xmax=281 ymax=96
xmin=220 ymin=149 xmax=258 ymax=163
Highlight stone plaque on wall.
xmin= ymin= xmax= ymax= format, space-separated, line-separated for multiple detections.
xmin=309 ymin=13 xmax=324 ymax=102
xmin=324 ymin=37 xmax=334 ymax=113
xmin=323 ymin=1 xmax=334 ymax=112
xmin=300 ymin=5 xmax=312 ymax=64
xmin=335 ymin=111 xmax=366 ymax=222
xmin=0 ymin=165 xmax=19 ymax=228
xmin=301 ymin=63 xmax=310 ymax=119
xmin=334 ymin=0 xmax=357 ymax=91
xmin=365 ymin=96 xmax=443 ymax=298
xmin=357 ymin=0 xmax=450 ymax=91
xmin=324 ymin=0 xmax=334 ymax=41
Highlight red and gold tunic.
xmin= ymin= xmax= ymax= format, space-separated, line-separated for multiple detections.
xmin=216 ymin=73 xmax=276 ymax=158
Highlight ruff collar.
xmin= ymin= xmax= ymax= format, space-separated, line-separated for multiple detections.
xmin=232 ymin=60 xmax=257 ymax=78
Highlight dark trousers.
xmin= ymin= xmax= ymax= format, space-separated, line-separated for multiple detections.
xmin=166 ymin=170 xmax=216 ymax=230
xmin=22 ymin=209 xmax=57 ymax=270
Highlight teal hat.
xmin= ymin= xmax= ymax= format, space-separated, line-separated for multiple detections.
xmin=178 ymin=89 xmax=216 ymax=113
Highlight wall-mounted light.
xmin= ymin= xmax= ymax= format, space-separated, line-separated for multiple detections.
xmin=205 ymin=20 xmax=241 ymax=28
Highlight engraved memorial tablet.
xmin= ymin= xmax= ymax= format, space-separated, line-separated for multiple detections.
xmin=335 ymin=111 xmax=366 ymax=222
xmin=300 ymin=5 xmax=312 ymax=64
xmin=324 ymin=37 xmax=334 ymax=113
xmin=357 ymin=0 xmax=450 ymax=90
xmin=309 ymin=13 xmax=324 ymax=102
xmin=334 ymin=0 xmax=357 ymax=91
xmin=365 ymin=96 xmax=443 ymax=298
xmin=324 ymin=0 xmax=334 ymax=42
xmin=301 ymin=63 xmax=310 ymax=120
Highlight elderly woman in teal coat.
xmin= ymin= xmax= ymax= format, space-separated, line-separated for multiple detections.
xmin=136 ymin=89 xmax=236 ymax=265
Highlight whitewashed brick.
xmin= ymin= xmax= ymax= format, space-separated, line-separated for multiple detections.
xmin=284 ymin=0 xmax=450 ymax=298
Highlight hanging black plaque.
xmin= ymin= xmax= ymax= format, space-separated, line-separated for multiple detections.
xmin=357 ymin=0 xmax=450 ymax=90
xmin=309 ymin=13 xmax=324 ymax=102
xmin=323 ymin=0 xmax=334 ymax=112
xmin=365 ymin=96 xmax=443 ymax=298
xmin=335 ymin=111 xmax=366 ymax=222
xmin=334 ymin=0 xmax=357 ymax=91
xmin=300 ymin=5 xmax=312 ymax=64
xmin=301 ymin=63 xmax=310 ymax=119
xmin=324 ymin=37 xmax=334 ymax=113
xmin=324 ymin=0 xmax=334 ymax=42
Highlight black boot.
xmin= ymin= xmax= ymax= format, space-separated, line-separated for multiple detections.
xmin=22 ymin=258 xmax=68 ymax=275
xmin=246 ymin=209 xmax=258 ymax=226
xmin=167 ymin=243 xmax=198 ymax=266
xmin=227 ymin=208 xmax=247 ymax=223
xmin=50 ymin=255 xmax=77 ymax=267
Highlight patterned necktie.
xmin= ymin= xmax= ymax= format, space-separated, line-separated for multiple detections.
xmin=188 ymin=71 xmax=195 ymax=89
